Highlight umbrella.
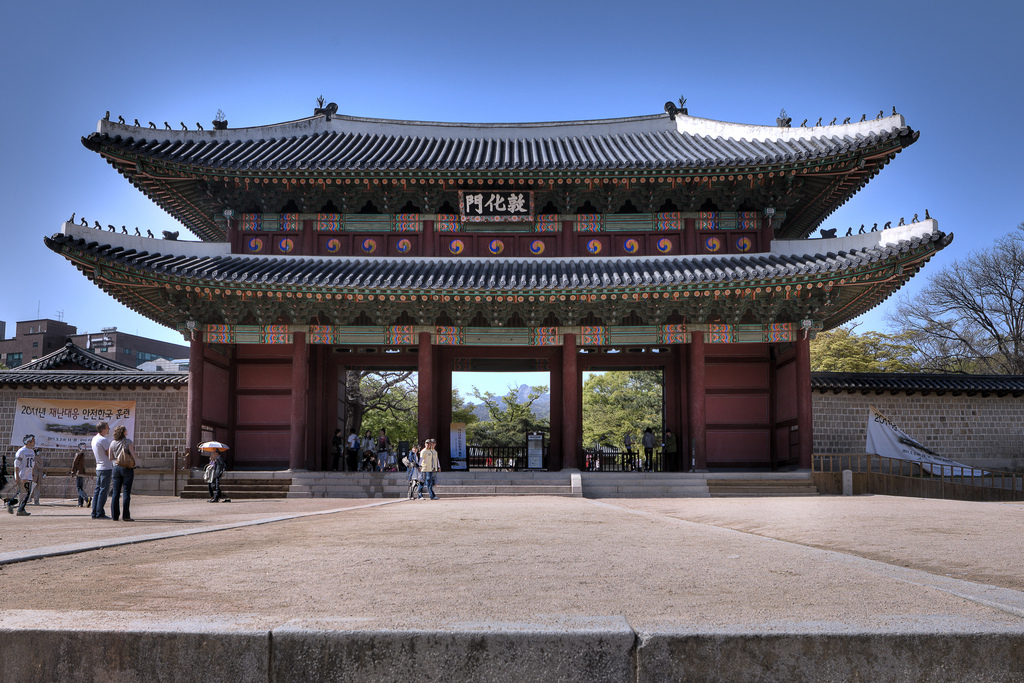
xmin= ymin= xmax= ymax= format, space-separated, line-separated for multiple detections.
xmin=198 ymin=441 xmax=230 ymax=451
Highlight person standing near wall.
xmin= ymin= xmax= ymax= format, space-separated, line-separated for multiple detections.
xmin=90 ymin=421 xmax=112 ymax=519
xmin=420 ymin=438 xmax=440 ymax=500
xmin=346 ymin=429 xmax=360 ymax=473
xmin=109 ymin=425 xmax=138 ymax=522
xmin=10 ymin=435 xmax=35 ymax=516
xmin=664 ymin=429 xmax=679 ymax=472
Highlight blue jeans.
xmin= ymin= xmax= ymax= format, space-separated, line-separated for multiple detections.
xmin=92 ymin=469 xmax=112 ymax=517
xmin=423 ymin=471 xmax=438 ymax=499
xmin=76 ymin=476 xmax=87 ymax=505
xmin=111 ymin=466 xmax=134 ymax=520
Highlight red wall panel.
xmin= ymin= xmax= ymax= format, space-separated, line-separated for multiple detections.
xmin=237 ymin=364 xmax=292 ymax=389
xmin=706 ymin=363 xmax=769 ymax=388
xmin=775 ymin=361 xmax=797 ymax=422
xmin=707 ymin=429 xmax=770 ymax=463
xmin=202 ymin=363 xmax=230 ymax=424
xmin=706 ymin=395 xmax=769 ymax=423
xmin=236 ymin=395 xmax=292 ymax=426
xmin=234 ymin=429 xmax=290 ymax=464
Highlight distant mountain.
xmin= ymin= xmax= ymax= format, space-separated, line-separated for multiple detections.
xmin=467 ymin=384 xmax=550 ymax=422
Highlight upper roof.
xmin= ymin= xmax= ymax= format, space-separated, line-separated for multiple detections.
xmin=85 ymin=111 xmax=914 ymax=173
xmin=18 ymin=339 xmax=136 ymax=372
xmin=82 ymin=107 xmax=919 ymax=242
xmin=0 ymin=370 xmax=188 ymax=388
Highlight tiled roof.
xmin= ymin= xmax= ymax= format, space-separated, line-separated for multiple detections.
xmin=18 ymin=340 xmax=136 ymax=371
xmin=812 ymin=372 xmax=1024 ymax=396
xmin=46 ymin=221 xmax=948 ymax=292
xmin=84 ymin=113 xmax=916 ymax=172
xmin=0 ymin=370 xmax=188 ymax=388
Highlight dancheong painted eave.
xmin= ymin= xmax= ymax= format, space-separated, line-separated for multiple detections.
xmin=81 ymin=107 xmax=919 ymax=242
xmin=45 ymin=220 xmax=951 ymax=333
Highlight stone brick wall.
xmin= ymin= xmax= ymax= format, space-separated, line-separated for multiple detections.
xmin=813 ymin=391 xmax=1024 ymax=471
xmin=0 ymin=385 xmax=188 ymax=497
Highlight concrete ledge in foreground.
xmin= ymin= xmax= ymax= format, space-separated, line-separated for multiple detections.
xmin=3 ymin=618 xmax=1024 ymax=682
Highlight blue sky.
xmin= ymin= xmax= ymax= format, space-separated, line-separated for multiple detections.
xmin=3 ymin=0 xmax=1022 ymax=395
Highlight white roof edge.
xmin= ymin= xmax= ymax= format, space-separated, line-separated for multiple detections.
xmin=60 ymin=222 xmax=230 ymax=258
xmin=771 ymin=220 xmax=938 ymax=256
xmin=96 ymin=112 xmax=677 ymax=142
xmin=676 ymin=113 xmax=907 ymax=142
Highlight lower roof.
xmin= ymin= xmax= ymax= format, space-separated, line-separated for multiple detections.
xmin=45 ymin=220 xmax=950 ymax=333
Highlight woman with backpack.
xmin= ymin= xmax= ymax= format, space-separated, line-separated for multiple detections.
xmin=109 ymin=425 xmax=139 ymax=521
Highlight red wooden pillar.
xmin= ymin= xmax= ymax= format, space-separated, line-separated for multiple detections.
xmin=677 ymin=344 xmax=689 ymax=471
xmin=438 ymin=349 xmax=453 ymax=470
xmin=548 ymin=350 xmax=563 ymax=470
xmin=186 ymin=335 xmax=205 ymax=467
xmin=561 ymin=333 xmax=580 ymax=470
xmin=417 ymin=331 xmax=434 ymax=443
xmin=795 ymin=334 xmax=813 ymax=469
xmin=289 ymin=332 xmax=309 ymax=470
xmin=687 ymin=331 xmax=707 ymax=470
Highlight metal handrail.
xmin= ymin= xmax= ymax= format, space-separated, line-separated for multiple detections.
xmin=813 ymin=453 xmax=1023 ymax=494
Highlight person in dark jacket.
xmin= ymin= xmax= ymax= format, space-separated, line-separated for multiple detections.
xmin=70 ymin=443 xmax=90 ymax=508
xmin=206 ymin=449 xmax=230 ymax=503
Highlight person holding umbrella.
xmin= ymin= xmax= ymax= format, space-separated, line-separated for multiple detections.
xmin=200 ymin=441 xmax=231 ymax=503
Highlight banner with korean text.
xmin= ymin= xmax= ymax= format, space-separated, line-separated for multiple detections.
xmin=10 ymin=399 xmax=136 ymax=450
xmin=450 ymin=422 xmax=467 ymax=470
xmin=865 ymin=405 xmax=985 ymax=476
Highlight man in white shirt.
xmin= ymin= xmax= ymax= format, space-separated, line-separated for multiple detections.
xmin=90 ymin=421 xmax=112 ymax=519
xmin=11 ymin=435 xmax=35 ymax=516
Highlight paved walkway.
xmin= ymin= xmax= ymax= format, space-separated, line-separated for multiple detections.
xmin=1 ymin=494 xmax=1023 ymax=681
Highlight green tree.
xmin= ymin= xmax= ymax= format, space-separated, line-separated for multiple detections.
xmin=451 ymin=389 xmax=479 ymax=427
xmin=810 ymin=325 xmax=920 ymax=373
xmin=466 ymin=385 xmax=549 ymax=447
xmin=582 ymin=371 xmax=663 ymax=448
xmin=353 ymin=371 xmax=418 ymax=445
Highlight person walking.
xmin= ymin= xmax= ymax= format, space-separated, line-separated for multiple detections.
xmin=623 ymin=431 xmax=635 ymax=470
xmin=70 ymin=444 xmax=90 ymax=508
xmin=11 ymin=435 xmax=36 ymax=516
xmin=420 ymin=438 xmax=440 ymax=500
xmin=406 ymin=443 xmax=423 ymax=499
xmin=109 ymin=425 xmax=138 ymax=522
xmin=205 ymin=449 xmax=230 ymax=503
xmin=90 ymin=422 xmax=113 ymax=519
xmin=330 ymin=428 xmax=344 ymax=471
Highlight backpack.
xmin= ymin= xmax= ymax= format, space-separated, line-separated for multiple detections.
xmin=112 ymin=440 xmax=136 ymax=469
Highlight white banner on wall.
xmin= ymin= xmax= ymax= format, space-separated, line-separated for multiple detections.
xmin=10 ymin=398 xmax=136 ymax=450
xmin=450 ymin=422 xmax=467 ymax=470
xmin=865 ymin=405 xmax=985 ymax=476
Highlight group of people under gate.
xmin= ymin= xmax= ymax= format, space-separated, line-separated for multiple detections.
xmin=585 ymin=427 xmax=681 ymax=472
xmin=331 ymin=427 xmax=404 ymax=473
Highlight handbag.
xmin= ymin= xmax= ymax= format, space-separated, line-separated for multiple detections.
xmin=203 ymin=462 xmax=215 ymax=483
xmin=112 ymin=440 xmax=136 ymax=469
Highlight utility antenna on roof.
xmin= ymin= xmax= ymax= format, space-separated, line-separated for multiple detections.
xmin=56 ymin=310 xmax=64 ymax=322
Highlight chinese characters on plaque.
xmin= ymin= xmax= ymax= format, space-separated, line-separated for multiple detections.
xmin=458 ymin=190 xmax=534 ymax=222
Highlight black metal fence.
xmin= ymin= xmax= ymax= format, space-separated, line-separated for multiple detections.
xmin=582 ymin=448 xmax=664 ymax=472
xmin=466 ymin=445 xmax=546 ymax=471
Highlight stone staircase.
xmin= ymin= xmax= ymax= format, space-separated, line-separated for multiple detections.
xmin=581 ymin=472 xmax=711 ymax=498
xmin=286 ymin=471 xmax=578 ymax=498
xmin=180 ymin=473 xmax=292 ymax=500
xmin=706 ymin=472 xmax=818 ymax=497
xmin=580 ymin=471 xmax=818 ymax=498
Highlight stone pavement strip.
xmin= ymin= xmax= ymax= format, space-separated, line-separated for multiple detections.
xmin=0 ymin=494 xmax=1022 ymax=682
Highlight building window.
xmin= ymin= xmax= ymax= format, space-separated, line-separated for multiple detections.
xmin=6 ymin=352 xmax=22 ymax=367
xmin=32 ymin=342 xmax=38 ymax=347
xmin=124 ymin=348 xmax=132 ymax=355
xmin=137 ymin=351 xmax=164 ymax=362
